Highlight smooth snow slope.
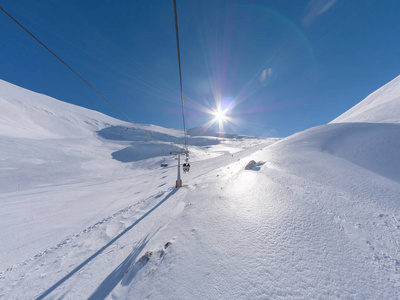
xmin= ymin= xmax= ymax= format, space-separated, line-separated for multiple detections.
xmin=331 ymin=74 xmax=400 ymax=123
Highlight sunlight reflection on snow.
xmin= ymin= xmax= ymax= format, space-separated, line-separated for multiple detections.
xmin=225 ymin=169 xmax=285 ymax=224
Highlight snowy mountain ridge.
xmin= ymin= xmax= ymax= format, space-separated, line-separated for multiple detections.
xmin=331 ymin=74 xmax=400 ymax=123
xmin=0 ymin=79 xmax=124 ymax=139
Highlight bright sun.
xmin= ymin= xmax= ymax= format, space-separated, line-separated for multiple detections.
xmin=213 ymin=109 xmax=226 ymax=122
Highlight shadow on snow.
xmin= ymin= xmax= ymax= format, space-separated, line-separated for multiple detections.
xmin=35 ymin=188 xmax=178 ymax=300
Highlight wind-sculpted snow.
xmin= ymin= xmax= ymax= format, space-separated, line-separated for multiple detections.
xmin=322 ymin=123 xmax=400 ymax=183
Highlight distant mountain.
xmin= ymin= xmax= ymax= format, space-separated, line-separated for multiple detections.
xmin=331 ymin=75 xmax=400 ymax=123
xmin=187 ymin=126 xmax=253 ymax=139
xmin=187 ymin=126 xmax=217 ymax=136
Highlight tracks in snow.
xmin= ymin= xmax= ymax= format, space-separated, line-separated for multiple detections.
xmin=0 ymin=187 xmax=185 ymax=299
xmin=1 ymin=190 xmax=166 ymax=277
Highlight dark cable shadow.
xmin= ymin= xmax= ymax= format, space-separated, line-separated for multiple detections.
xmin=35 ymin=188 xmax=178 ymax=300
xmin=87 ymin=236 xmax=150 ymax=300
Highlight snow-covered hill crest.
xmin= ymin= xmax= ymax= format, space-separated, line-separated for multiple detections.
xmin=331 ymin=74 xmax=400 ymax=123
xmin=0 ymin=80 xmax=126 ymax=139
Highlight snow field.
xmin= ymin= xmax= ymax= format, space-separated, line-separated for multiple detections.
xmin=2 ymin=75 xmax=400 ymax=298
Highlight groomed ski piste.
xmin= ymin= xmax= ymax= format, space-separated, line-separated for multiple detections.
xmin=1 ymin=76 xmax=400 ymax=299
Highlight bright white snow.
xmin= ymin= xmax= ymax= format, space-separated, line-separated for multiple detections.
xmin=1 ymin=77 xmax=400 ymax=299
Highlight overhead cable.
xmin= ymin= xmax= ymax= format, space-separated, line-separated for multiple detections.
xmin=173 ymin=0 xmax=188 ymax=149
xmin=0 ymin=5 xmax=155 ymax=141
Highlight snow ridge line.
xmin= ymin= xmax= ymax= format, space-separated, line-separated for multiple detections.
xmin=0 ymin=190 xmax=167 ymax=277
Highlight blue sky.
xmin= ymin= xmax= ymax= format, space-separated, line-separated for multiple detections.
xmin=1 ymin=0 xmax=400 ymax=137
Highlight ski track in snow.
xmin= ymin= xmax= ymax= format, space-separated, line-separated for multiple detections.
xmin=1 ymin=188 xmax=185 ymax=299
xmin=1 ymin=190 xmax=164 ymax=276
xmin=0 ymin=137 xmax=273 ymax=299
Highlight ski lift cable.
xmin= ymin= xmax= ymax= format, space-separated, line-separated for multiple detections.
xmin=173 ymin=0 xmax=189 ymax=150
xmin=0 ymin=5 xmax=172 ymax=148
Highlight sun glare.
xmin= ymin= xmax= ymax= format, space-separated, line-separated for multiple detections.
xmin=190 ymin=95 xmax=239 ymax=134
xmin=213 ymin=109 xmax=226 ymax=121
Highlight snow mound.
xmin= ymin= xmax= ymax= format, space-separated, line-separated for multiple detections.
xmin=270 ymin=122 xmax=400 ymax=183
xmin=331 ymin=75 xmax=400 ymax=123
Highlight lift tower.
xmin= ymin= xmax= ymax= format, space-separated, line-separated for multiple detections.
xmin=170 ymin=149 xmax=189 ymax=188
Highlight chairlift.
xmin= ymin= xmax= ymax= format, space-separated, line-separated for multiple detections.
xmin=182 ymin=151 xmax=190 ymax=172
xmin=182 ymin=162 xmax=190 ymax=173
xmin=161 ymin=158 xmax=168 ymax=167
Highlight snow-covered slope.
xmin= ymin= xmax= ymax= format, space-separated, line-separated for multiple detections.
xmin=0 ymin=80 xmax=125 ymax=139
xmin=331 ymin=75 xmax=400 ymax=123
xmin=0 ymin=79 xmax=271 ymax=279
xmin=114 ymin=122 xmax=399 ymax=299
xmin=1 ymin=78 xmax=400 ymax=299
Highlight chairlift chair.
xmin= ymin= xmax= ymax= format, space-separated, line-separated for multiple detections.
xmin=182 ymin=162 xmax=190 ymax=173
xmin=161 ymin=158 xmax=168 ymax=167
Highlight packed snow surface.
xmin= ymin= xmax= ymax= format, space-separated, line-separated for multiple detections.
xmin=1 ymin=78 xmax=400 ymax=299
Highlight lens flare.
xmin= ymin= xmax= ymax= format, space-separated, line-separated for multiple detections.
xmin=259 ymin=67 xmax=276 ymax=86
xmin=302 ymin=0 xmax=337 ymax=27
